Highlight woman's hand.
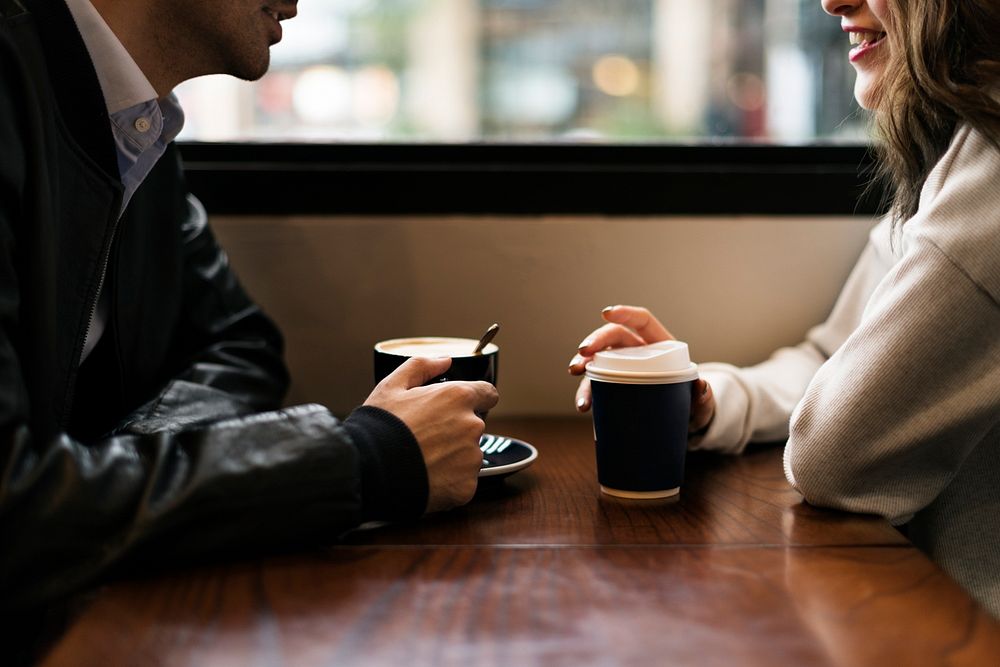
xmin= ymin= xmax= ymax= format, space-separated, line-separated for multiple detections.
xmin=568 ymin=305 xmax=716 ymax=435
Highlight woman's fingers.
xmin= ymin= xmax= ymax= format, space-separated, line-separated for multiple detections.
xmin=689 ymin=379 xmax=716 ymax=433
xmin=575 ymin=377 xmax=592 ymax=412
xmin=576 ymin=322 xmax=647 ymax=358
xmin=567 ymin=353 xmax=589 ymax=376
xmin=570 ymin=305 xmax=676 ymax=409
xmin=602 ymin=305 xmax=674 ymax=343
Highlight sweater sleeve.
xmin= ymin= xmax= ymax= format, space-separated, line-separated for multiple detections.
xmin=783 ymin=126 xmax=1000 ymax=524
xmin=692 ymin=222 xmax=894 ymax=454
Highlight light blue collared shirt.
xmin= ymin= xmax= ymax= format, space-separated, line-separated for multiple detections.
xmin=110 ymin=96 xmax=185 ymax=211
xmin=65 ymin=0 xmax=185 ymax=362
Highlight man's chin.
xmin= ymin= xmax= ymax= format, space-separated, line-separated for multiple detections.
xmin=230 ymin=53 xmax=271 ymax=83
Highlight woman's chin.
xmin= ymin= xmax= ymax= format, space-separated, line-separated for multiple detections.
xmin=853 ymin=72 xmax=883 ymax=111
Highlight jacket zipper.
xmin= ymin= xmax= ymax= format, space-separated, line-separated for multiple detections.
xmin=81 ymin=202 xmax=121 ymax=364
xmin=62 ymin=198 xmax=123 ymax=426
xmin=83 ymin=234 xmax=114 ymax=357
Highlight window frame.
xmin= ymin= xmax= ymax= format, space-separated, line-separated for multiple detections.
xmin=178 ymin=143 xmax=885 ymax=216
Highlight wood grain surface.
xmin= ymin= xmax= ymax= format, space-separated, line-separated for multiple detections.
xmin=39 ymin=417 xmax=1000 ymax=666
xmin=344 ymin=417 xmax=909 ymax=548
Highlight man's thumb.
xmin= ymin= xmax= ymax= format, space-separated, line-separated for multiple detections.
xmin=386 ymin=356 xmax=452 ymax=389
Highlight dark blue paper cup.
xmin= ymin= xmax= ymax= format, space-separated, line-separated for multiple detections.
xmin=585 ymin=341 xmax=698 ymax=499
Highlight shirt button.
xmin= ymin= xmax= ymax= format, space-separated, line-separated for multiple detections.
xmin=134 ymin=117 xmax=151 ymax=132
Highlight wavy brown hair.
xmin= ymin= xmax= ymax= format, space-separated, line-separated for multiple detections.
xmin=873 ymin=0 xmax=1000 ymax=223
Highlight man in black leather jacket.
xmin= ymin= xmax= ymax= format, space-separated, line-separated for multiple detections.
xmin=0 ymin=0 xmax=498 ymax=619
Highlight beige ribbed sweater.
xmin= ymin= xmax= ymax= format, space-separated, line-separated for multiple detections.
xmin=694 ymin=124 xmax=1000 ymax=618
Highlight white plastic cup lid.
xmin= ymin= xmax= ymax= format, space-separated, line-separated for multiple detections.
xmin=585 ymin=340 xmax=698 ymax=385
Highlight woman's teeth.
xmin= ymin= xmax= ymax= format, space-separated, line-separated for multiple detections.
xmin=849 ymin=31 xmax=884 ymax=46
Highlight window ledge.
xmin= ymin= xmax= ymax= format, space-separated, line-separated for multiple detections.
xmin=178 ymin=142 xmax=885 ymax=216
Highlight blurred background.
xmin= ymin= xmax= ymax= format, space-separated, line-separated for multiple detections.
xmin=184 ymin=0 xmax=875 ymax=416
xmin=177 ymin=0 xmax=863 ymax=144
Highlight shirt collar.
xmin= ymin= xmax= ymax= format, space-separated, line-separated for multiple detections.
xmin=64 ymin=0 xmax=158 ymax=114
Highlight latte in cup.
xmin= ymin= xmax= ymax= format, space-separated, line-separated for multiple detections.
xmin=373 ymin=337 xmax=499 ymax=386
xmin=375 ymin=337 xmax=498 ymax=359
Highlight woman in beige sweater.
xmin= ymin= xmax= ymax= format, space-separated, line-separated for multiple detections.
xmin=569 ymin=0 xmax=1000 ymax=617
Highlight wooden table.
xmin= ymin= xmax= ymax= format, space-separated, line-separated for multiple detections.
xmin=41 ymin=417 xmax=1000 ymax=666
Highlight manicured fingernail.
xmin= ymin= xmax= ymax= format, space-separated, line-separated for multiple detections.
xmin=602 ymin=305 xmax=615 ymax=314
xmin=577 ymin=397 xmax=588 ymax=410
xmin=578 ymin=338 xmax=594 ymax=350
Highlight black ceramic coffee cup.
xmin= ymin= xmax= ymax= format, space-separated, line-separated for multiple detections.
xmin=585 ymin=341 xmax=698 ymax=499
xmin=373 ymin=337 xmax=499 ymax=387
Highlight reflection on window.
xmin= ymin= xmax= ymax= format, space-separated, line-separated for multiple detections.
xmin=176 ymin=0 xmax=864 ymax=143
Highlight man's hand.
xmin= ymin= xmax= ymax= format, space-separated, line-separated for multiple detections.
xmin=364 ymin=357 xmax=499 ymax=514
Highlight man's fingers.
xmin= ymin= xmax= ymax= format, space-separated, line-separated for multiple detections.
xmin=468 ymin=381 xmax=500 ymax=414
xmin=601 ymin=305 xmax=674 ymax=343
xmin=575 ymin=377 xmax=592 ymax=412
xmin=382 ymin=356 xmax=453 ymax=390
xmin=577 ymin=323 xmax=647 ymax=356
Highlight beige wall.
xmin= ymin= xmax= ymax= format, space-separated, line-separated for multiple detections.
xmin=212 ymin=215 xmax=873 ymax=418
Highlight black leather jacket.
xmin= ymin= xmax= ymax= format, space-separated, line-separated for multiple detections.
xmin=0 ymin=0 xmax=428 ymax=612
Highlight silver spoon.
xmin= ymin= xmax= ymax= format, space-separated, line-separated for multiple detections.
xmin=473 ymin=322 xmax=500 ymax=355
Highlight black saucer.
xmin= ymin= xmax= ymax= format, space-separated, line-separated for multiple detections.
xmin=478 ymin=433 xmax=538 ymax=479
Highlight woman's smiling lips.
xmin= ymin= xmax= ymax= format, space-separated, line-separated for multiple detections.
xmin=845 ymin=26 xmax=887 ymax=63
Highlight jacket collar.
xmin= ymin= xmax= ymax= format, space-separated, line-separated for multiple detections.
xmin=22 ymin=0 xmax=118 ymax=179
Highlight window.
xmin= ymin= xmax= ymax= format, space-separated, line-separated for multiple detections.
xmin=176 ymin=0 xmax=881 ymax=216
xmin=176 ymin=0 xmax=864 ymax=144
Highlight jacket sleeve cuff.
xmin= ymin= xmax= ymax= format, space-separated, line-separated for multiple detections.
xmin=342 ymin=405 xmax=429 ymax=522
